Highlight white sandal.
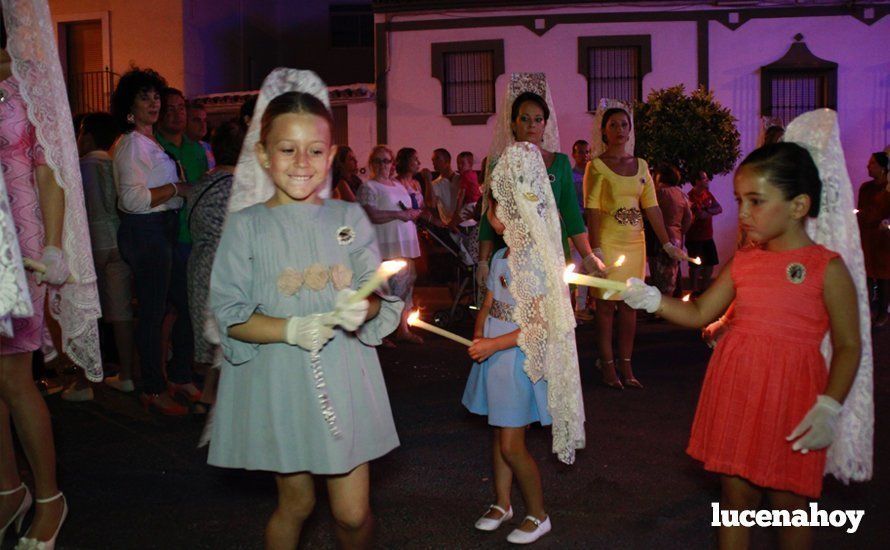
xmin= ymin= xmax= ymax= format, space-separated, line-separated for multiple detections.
xmin=0 ymin=484 xmax=31 ymax=541
xmin=15 ymin=492 xmax=67 ymax=550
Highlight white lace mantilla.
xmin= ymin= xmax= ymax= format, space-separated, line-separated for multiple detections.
xmin=490 ymin=142 xmax=585 ymax=464
xmin=785 ymin=109 xmax=873 ymax=483
xmin=4 ymin=0 xmax=102 ymax=379
xmin=229 ymin=68 xmax=333 ymax=212
xmin=0 ymin=168 xmax=33 ymax=337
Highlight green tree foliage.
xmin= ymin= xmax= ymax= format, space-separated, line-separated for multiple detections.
xmin=634 ymin=85 xmax=741 ymax=183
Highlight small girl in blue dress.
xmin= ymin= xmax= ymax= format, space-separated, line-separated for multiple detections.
xmin=462 ymin=192 xmax=553 ymax=545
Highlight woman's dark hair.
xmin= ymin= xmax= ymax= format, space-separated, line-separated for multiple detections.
xmin=738 ymin=142 xmax=822 ymax=217
xmin=240 ymin=95 xmax=257 ymax=129
xmin=654 ymin=162 xmax=682 ymax=187
xmin=395 ymin=147 xmax=417 ymax=176
xmin=333 ymin=145 xmax=354 ymax=183
xmin=763 ymin=125 xmax=785 ymax=145
xmin=1 ymin=10 xmax=7 ymax=50
xmin=259 ymin=91 xmax=333 ymax=144
xmin=872 ymin=151 xmax=889 ymax=171
xmin=109 ymin=68 xmax=167 ymax=132
xmin=80 ymin=112 xmax=120 ymax=151
xmin=510 ymin=92 xmax=550 ymax=123
xmin=210 ymin=121 xmax=245 ymax=166
xmin=600 ymin=107 xmax=631 ymax=145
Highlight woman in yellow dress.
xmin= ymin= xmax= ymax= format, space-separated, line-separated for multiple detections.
xmin=584 ymin=106 xmax=683 ymax=389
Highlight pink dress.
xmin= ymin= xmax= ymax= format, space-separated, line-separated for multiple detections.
xmin=0 ymin=76 xmax=47 ymax=354
xmin=687 ymin=244 xmax=837 ymax=498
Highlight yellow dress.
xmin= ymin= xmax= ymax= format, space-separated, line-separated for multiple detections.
xmin=583 ymin=158 xmax=658 ymax=300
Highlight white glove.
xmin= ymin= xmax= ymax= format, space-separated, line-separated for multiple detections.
xmin=662 ymin=242 xmax=685 ymax=262
xmin=332 ymin=289 xmax=370 ymax=331
xmin=476 ymin=260 xmax=490 ymax=288
xmin=582 ymin=252 xmax=606 ymax=275
xmin=622 ymin=277 xmax=662 ymax=313
xmin=283 ymin=314 xmax=336 ymax=352
xmin=36 ymin=246 xmax=70 ymax=285
xmin=592 ymin=247 xmax=606 ymax=264
xmin=786 ymin=395 xmax=843 ymax=453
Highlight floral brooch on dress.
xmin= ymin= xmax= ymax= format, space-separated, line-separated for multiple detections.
xmin=336 ymin=226 xmax=355 ymax=246
xmin=276 ymin=264 xmax=354 ymax=296
xmin=786 ymin=262 xmax=806 ymax=284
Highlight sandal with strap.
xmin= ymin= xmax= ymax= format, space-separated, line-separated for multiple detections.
xmin=618 ymin=358 xmax=644 ymax=389
xmin=474 ymin=504 xmax=513 ymax=531
xmin=0 ymin=484 xmax=32 ymax=541
xmin=15 ymin=492 xmax=67 ymax=550
xmin=596 ymin=359 xmax=623 ymax=390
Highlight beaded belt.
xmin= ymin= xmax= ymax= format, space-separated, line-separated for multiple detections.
xmin=613 ymin=207 xmax=642 ymax=226
xmin=490 ymin=299 xmax=515 ymax=323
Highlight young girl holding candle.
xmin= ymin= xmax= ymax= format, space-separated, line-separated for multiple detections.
xmin=462 ymin=142 xmax=586 ymax=545
xmin=208 ymin=69 xmax=402 ymax=549
xmin=623 ymin=113 xmax=873 ymax=548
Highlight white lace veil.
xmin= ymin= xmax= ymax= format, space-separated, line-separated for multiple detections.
xmin=2 ymin=0 xmax=102 ymax=380
xmin=489 ymin=142 xmax=585 ymax=464
xmin=228 ymin=68 xmax=332 ymax=212
xmin=0 ymin=167 xmax=33 ymax=337
xmin=590 ymin=98 xmax=635 ymax=158
xmin=784 ymin=109 xmax=873 ymax=483
xmin=483 ymin=73 xmax=560 ymax=216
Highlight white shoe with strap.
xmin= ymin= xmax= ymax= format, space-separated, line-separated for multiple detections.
xmin=474 ymin=504 xmax=513 ymax=531
xmin=15 ymin=492 xmax=67 ymax=550
xmin=506 ymin=515 xmax=551 ymax=544
xmin=0 ymin=484 xmax=32 ymax=541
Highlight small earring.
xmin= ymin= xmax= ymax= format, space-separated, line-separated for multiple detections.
xmin=127 ymin=113 xmax=136 ymax=124
xmin=263 ymin=161 xmax=270 ymax=168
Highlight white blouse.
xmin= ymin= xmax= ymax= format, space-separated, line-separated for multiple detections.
xmin=357 ymin=179 xmax=421 ymax=259
xmin=112 ymin=131 xmax=182 ymax=214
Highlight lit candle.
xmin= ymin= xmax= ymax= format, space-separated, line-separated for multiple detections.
xmin=563 ymin=264 xmax=627 ymax=292
xmin=682 ymin=293 xmax=692 ymax=302
xmin=407 ymin=310 xmax=473 ymax=346
xmin=350 ymin=260 xmax=407 ymax=303
xmin=605 ymin=255 xmax=626 ymax=273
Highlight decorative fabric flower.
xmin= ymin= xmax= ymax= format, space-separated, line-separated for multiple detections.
xmin=304 ymin=263 xmax=331 ymax=291
xmin=330 ymin=264 xmax=354 ymax=291
xmin=336 ymin=225 xmax=356 ymax=246
xmin=277 ymin=268 xmax=304 ymax=296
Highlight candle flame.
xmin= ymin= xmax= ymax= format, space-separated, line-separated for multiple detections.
xmin=381 ymin=259 xmax=408 ymax=276
xmin=563 ymin=264 xmax=577 ymax=284
xmin=691 ymin=256 xmax=702 ymax=265
xmin=682 ymin=293 xmax=691 ymax=302
xmin=407 ymin=309 xmax=420 ymax=326
xmin=853 ymin=209 xmax=859 ymax=214
xmin=614 ymin=255 xmax=626 ymax=267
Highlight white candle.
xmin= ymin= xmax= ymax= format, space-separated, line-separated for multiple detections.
xmin=22 ymin=258 xmax=75 ymax=283
xmin=351 ymin=260 xmax=407 ymax=303
xmin=563 ymin=264 xmax=627 ymax=292
xmin=407 ymin=310 xmax=473 ymax=346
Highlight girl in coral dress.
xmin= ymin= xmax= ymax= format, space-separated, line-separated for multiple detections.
xmin=623 ymin=117 xmax=873 ymax=548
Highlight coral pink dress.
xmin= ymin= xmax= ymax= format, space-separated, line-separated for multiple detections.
xmin=687 ymin=244 xmax=838 ymax=498
xmin=0 ymin=76 xmax=47 ymax=354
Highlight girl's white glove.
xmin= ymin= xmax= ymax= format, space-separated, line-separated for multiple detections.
xmin=36 ymin=246 xmax=70 ymax=285
xmin=284 ymin=314 xmax=336 ymax=352
xmin=623 ymin=277 xmax=662 ymax=313
xmin=662 ymin=242 xmax=685 ymax=262
xmin=582 ymin=252 xmax=606 ymax=275
xmin=786 ymin=395 xmax=843 ymax=453
xmin=476 ymin=261 xmax=490 ymax=288
xmin=332 ymin=289 xmax=370 ymax=331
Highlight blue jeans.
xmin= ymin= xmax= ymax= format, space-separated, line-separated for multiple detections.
xmin=167 ymin=241 xmax=194 ymax=382
xmin=118 ymin=211 xmax=190 ymax=394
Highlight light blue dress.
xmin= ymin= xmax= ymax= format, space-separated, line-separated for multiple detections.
xmin=208 ymin=200 xmax=403 ymax=474
xmin=462 ymin=248 xmax=551 ymax=427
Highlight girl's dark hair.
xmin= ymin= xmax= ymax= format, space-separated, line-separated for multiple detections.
xmin=763 ymin=125 xmax=785 ymax=145
xmin=873 ymin=151 xmax=889 ymax=171
xmin=333 ymin=145 xmax=354 ymax=183
xmin=654 ymin=162 xmax=682 ymax=187
xmin=80 ymin=112 xmax=120 ymax=151
xmin=210 ymin=121 xmax=245 ymax=166
xmin=510 ymin=92 xmax=550 ymax=123
xmin=600 ymin=108 xmax=631 ymax=145
xmin=259 ymin=91 xmax=333 ymax=144
xmin=110 ymin=68 xmax=167 ymax=132
xmin=738 ymin=142 xmax=822 ymax=217
xmin=395 ymin=147 xmax=417 ymax=176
